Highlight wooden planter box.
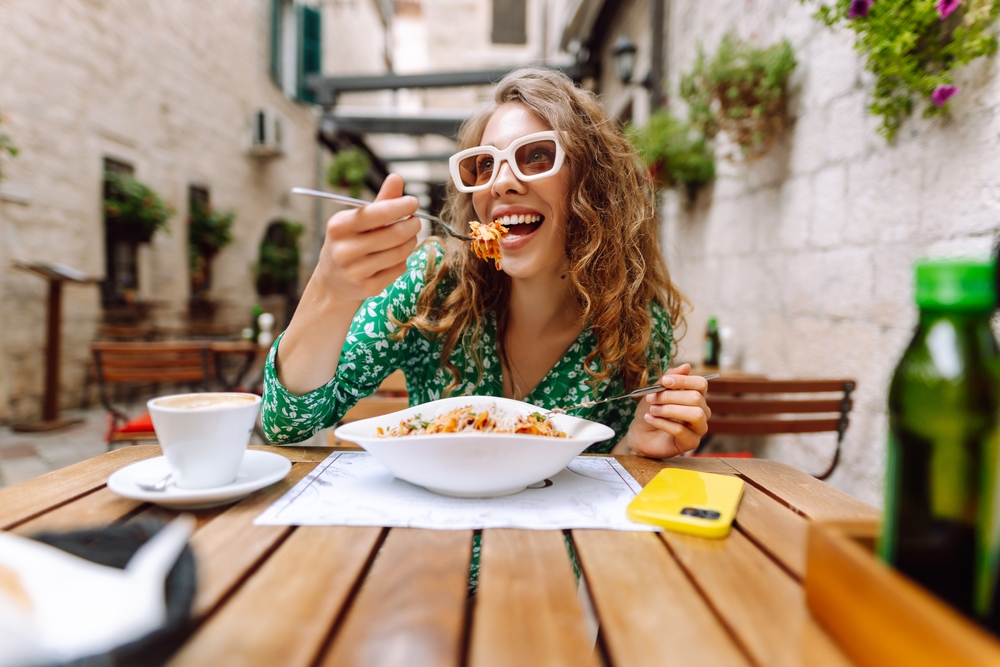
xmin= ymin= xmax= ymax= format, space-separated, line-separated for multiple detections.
xmin=806 ymin=521 xmax=1000 ymax=667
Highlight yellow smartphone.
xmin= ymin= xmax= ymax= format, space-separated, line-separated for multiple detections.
xmin=626 ymin=468 xmax=745 ymax=538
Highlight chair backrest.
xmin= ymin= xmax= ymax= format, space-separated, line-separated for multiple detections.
xmin=92 ymin=341 xmax=213 ymax=384
xmin=91 ymin=341 xmax=214 ymax=420
xmin=706 ymin=377 xmax=856 ymax=480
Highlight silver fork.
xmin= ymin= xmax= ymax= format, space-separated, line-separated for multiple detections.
xmin=291 ymin=187 xmax=474 ymax=241
xmin=550 ymin=373 xmax=720 ymax=414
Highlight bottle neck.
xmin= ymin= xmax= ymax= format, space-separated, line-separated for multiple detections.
xmin=918 ymin=307 xmax=993 ymax=325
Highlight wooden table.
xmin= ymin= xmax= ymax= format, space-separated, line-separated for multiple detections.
xmin=0 ymin=446 xmax=880 ymax=667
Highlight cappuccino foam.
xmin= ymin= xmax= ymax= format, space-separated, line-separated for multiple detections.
xmin=154 ymin=394 xmax=257 ymax=411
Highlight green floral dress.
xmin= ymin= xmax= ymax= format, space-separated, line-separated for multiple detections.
xmin=260 ymin=244 xmax=673 ymax=595
xmin=261 ymin=244 xmax=673 ymax=449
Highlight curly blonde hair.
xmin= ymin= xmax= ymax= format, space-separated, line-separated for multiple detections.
xmin=394 ymin=67 xmax=687 ymax=395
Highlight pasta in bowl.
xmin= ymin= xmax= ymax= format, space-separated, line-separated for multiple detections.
xmin=333 ymin=396 xmax=615 ymax=498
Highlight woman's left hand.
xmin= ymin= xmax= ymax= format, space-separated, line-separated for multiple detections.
xmin=612 ymin=364 xmax=711 ymax=459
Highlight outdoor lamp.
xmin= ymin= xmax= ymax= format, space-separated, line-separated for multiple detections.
xmin=612 ymin=35 xmax=638 ymax=85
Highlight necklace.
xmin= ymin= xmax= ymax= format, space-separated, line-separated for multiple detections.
xmin=503 ymin=358 xmax=527 ymax=401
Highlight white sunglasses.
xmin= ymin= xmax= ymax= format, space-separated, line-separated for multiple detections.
xmin=449 ymin=131 xmax=566 ymax=193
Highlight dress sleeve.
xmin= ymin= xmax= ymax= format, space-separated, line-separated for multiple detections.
xmin=260 ymin=244 xmax=441 ymax=444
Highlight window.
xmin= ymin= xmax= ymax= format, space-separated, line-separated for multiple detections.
xmin=102 ymin=158 xmax=137 ymax=306
xmin=270 ymin=0 xmax=322 ymax=103
xmin=492 ymin=0 xmax=527 ymax=45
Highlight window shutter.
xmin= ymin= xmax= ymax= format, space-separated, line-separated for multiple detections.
xmin=270 ymin=0 xmax=282 ymax=86
xmin=492 ymin=0 xmax=527 ymax=45
xmin=296 ymin=5 xmax=322 ymax=103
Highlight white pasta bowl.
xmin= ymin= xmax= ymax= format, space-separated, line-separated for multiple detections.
xmin=333 ymin=396 xmax=616 ymax=498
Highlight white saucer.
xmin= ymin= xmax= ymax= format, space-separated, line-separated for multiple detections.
xmin=107 ymin=450 xmax=292 ymax=509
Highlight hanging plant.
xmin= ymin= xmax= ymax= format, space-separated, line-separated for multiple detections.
xmin=103 ymin=172 xmax=174 ymax=243
xmin=803 ymin=0 xmax=999 ymax=140
xmin=626 ymin=109 xmax=716 ymax=200
xmin=327 ymin=147 xmax=371 ymax=198
xmin=0 ymin=109 xmax=19 ymax=181
xmin=680 ymin=34 xmax=797 ymax=160
xmin=188 ymin=199 xmax=235 ymax=297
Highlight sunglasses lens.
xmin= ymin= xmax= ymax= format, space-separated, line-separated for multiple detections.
xmin=457 ymin=152 xmax=495 ymax=188
xmin=514 ymin=140 xmax=558 ymax=177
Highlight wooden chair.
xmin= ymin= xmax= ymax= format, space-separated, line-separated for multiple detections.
xmin=91 ymin=341 xmax=213 ymax=449
xmin=699 ymin=377 xmax=856 ymax=480
xmin=328 ymin=370 xmax=409 ymax=450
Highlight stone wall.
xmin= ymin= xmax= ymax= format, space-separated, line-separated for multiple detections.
xmin=0 ymin=0 xmax=387 ymax=422
xmin=657 ymin=1 xmax=1000 ymax=505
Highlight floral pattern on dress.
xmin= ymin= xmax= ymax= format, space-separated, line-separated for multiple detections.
xmin=261 ymin=244 xmax=673 ymax=454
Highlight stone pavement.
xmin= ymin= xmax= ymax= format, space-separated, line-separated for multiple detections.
xmin=0 ymin=406 xmax=111 ymax=488
xmin=0 ymin=405 xmax=291 ymax=489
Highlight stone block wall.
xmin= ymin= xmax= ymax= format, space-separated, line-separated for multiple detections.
xmin=0 ymin=0 xmax=387 ymax=422
xmin=659 ymin=1 xmax=1000 ymax=505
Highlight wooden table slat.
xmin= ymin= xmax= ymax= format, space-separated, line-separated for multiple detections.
xmin=0 ymin=445 xmax=160 ymax=529
xmin=470 ymin=529 xmax=600 ymax=667
xmin=11 ymin=486 xmax=144 ymax=536
xmin=167 ymin=526 xmax=383 ymax=667
xmin=574 ymin=530 xmax=752 ymax=667
xmin=720 ymin=459 xmax=880 ymax=523
xmin=734 ymin=484 xmax=810 ymax=580
xmin=186 ymin=462 xmax=314 ymax=617
xmin=661 ymin=528 xmax=854 ymax=667
xmin=320 ymin=528 xmax=473 ymax=667
xmin=249 ymin=444 xmax=336 ymax=462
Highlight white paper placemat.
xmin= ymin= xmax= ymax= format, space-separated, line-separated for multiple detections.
xmin=254 ymin=452 xmax=658 ymax=531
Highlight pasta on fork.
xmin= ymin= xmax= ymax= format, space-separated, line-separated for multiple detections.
xmin=469 ymin=220 xmax=509 ymax=270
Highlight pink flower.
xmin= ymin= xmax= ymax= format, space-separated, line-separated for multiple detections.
xmin=938 ymin=0 xmax=961 ymax=19
xmin=848 ymin=0 xmax=874 ymax=18
xmin=932 ymin=84 xmax=960 ymax=107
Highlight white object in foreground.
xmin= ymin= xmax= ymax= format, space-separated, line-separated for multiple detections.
xmin=333 ymin=396 xmax=615 ymax=497
xmin=254 ymin=452 xmax=657 ymax=532
xmin=0 ymin=515 xmax=194 ymax=667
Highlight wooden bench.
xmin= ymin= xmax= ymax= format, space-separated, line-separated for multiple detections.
xmin=91 ymin=341 xmax=214 ymax=448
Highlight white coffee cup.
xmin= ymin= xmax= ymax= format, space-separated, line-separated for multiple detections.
xmin=147 ymin=392 xmax=262 ymax=489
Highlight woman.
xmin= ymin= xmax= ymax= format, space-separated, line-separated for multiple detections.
xmin=262 ymin=67 xmax=710 ymax=458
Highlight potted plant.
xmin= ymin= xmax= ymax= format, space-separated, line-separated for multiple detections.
xmin=255 ymin=220 xmax=304 ymax=296
xmin=803 ymin=0 xmax=999 ymax=140
xmin=189 ymin=200 xmax=235 ymax=300
xmin=680 ymin=34 xmax=797 ymax=160
xmin=626 ymin=109 xmax=716 ymax=200
xmin=103 ymin=172 xmax=174 ymax=243
xmin=326 ymin=147 xmax=371 ymax=198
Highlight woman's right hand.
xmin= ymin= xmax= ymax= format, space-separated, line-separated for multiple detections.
xmin=275 ymin=173 xmax=420 ymax=396
xmin=314 ymin=173 xmax=421 ymax=305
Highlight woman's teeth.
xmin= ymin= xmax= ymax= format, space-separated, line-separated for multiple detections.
xmin=493 ymin=214 xmax=542 ymax=226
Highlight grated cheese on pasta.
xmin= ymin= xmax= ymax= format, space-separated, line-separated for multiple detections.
xmin=377 ymin=403 xmax=567 ymax=438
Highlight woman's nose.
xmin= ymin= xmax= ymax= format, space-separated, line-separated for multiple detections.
xmin=492 ymin=159 xmax=526 ymax=195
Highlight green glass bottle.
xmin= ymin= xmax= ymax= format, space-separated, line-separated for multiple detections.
xmin=704 ymin=317 xmax=720 ymax=367
xmin=880 ymin=259 xmax=1000 ymax=631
